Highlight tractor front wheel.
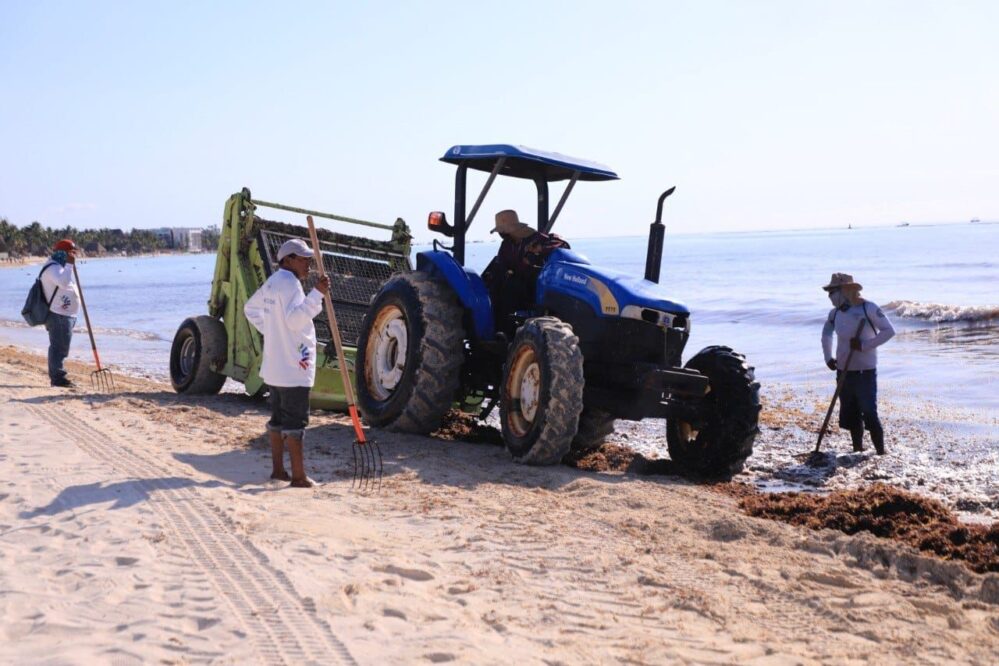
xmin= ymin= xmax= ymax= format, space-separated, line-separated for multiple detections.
xmin=356 ymin=273 xmax=464 ymax=433
xmin=501 ymin=317 xmax=584 ymax=465
xmin=666 ymin=345 xmax=760 ymax=478
xmin=170 ymin=315 xmax=228 ymax=395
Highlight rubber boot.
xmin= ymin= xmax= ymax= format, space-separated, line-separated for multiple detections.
xmin=870 ymin=428 xmax=886 ymax=456
xmin=850 ymin=428 xmax=865 ymax=453
xmin=268 ymin=430 xmax=290 ymax=481
xmin=286 ymin=436 xmax=313 ymax=488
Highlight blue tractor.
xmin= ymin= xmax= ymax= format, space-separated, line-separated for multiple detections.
xmin=356 ymin=145 xmax=760 ymax=477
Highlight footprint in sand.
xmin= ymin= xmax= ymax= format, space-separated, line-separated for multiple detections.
xmin=115 ymin=556 xmax=139 ymax=567
xmin=374 ymin=564 xmax=435 ymax=581
xmin=424 ymin=653 xmax=456 ymax=663
xmin=383 ymin=608 xmax=407 ymax=620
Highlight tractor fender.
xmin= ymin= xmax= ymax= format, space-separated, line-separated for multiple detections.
xmin=415 ymin=250 xmax=495 ymax=340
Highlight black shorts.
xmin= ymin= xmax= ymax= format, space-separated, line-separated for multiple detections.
xmin=267 ymin=386 xmax=311 ymax=439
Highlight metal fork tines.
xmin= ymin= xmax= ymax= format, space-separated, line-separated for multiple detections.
xmin=91 ymin=367 xmax=116 ymax=392
xmin=351 ymin=439 xmax=383 ymax=491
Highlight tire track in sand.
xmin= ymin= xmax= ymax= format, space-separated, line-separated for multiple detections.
xmin=24 ymin=400 xmax=356 ymax=666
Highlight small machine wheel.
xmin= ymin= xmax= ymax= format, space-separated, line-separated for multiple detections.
xmin=666 ymin=345 xmax=760 ymax=478
xmin=170 ymin=315 xmax=228 ymax=395
xmin=500 ymin=317 xmax=584 ymax=465
xmin=356 ymin=273 xmax=465 ymax=433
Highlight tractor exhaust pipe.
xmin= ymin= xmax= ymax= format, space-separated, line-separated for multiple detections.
xmin=644 ymin=186 xmax=675 ymax=283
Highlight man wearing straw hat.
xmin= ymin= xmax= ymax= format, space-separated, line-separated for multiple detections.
xmin=244 ymin=238 xmax=330 ymax=488
xmin=821 ymin=273 xmax=895 ymax=454
xmin=484 ymin=209 xmax=569 ymax=326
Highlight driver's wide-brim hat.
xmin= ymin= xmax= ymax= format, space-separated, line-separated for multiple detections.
xmin=822 ymin=272 xmax=862 ymax=291
xmin=490 ymin=210 xmax=536 ymax=240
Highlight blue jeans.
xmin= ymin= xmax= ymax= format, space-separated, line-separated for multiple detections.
xmin=45 ymin=314 xmax=76 ymax=383
xmin=837 ymin=369 xmax=882 ymax=434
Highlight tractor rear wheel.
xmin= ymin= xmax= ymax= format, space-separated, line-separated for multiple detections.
xmin=501 ymin=317 xmax=584 ymax=465
xmin=356 ymin=273 xmax=464 ymax=433
xmin=570 ymin=408 xmax=616 ymax=454
xmin=666 ymin=345 xmax=760 ymax=478
xmin=170 ymin=315 xmax=228 ymax=395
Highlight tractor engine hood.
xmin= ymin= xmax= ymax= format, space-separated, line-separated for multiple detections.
xmin=537 ymin=249 xmax=690 ymax=318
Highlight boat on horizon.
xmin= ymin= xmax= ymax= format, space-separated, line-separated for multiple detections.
xmin=898 ymin=222 xmax=910 ymax=227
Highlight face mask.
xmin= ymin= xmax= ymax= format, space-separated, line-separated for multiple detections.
xmin=828 ymin=290 xmax=847 ymax=309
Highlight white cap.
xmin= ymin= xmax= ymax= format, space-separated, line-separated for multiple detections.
xmin=277 ymin=238 xmax=314 ymax=261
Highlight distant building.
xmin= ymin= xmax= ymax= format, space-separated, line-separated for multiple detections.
xmin=172 ymin=228 xmax=203 ymax=252
xmin=151 ymin=227 xmax=203 ymax=252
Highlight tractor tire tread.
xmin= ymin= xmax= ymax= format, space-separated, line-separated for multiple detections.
xmin=667 ymin=345 xmax=761 ymax=479
xmin=502 ymin=317 xmax=584 ymax=466
xmin=357 ymin=273 xmax=464 ymax=434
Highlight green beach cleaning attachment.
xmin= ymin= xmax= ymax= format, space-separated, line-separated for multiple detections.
xmin=169 ymin=188 xmax=412 ymax=409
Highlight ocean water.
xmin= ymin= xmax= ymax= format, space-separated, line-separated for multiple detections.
xmin=1 ymin=222 xmax=997 ymax=412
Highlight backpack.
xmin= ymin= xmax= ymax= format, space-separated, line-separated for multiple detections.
xmin=21 ymin=263 xmax=60 ymax=326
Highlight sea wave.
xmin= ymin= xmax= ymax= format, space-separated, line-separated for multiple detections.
xmin=0 ymin=317 xmax=167 ymax=342
xmin=885 ymin=301 xmax=999 ymax=323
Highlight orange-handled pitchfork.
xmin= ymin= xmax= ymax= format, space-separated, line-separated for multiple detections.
xmin=72 ymin=263 xmax=115 ymax=392
xmin=306 ymin=215 xmax=382 ymax=489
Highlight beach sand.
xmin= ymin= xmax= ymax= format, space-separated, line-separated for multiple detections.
xmin=2 ymin=345 xmax=998 ymax=664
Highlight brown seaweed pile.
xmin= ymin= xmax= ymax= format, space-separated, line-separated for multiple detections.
xmin=564 ymin=443 xmax=639 ymax=471
xmin=741 ymin=483 xmax=999 ymax=573
xmin=430 ymin=410 xmax=504 ymax=447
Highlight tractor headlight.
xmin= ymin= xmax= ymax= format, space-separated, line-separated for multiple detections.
xmin=621 ymin=305 xmax=688 ymax=331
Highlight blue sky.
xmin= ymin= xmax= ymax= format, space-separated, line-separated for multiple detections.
xmin=1 ymin=1 xmax=996 ymax=241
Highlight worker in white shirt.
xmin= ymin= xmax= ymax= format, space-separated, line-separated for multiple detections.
xmin=244 ymin=238 xmax=330 ymax=488
xmin=821 ymin=273 xmax=896 ymax=454
xmin=40 ymin=239 xmax=82 ymax=387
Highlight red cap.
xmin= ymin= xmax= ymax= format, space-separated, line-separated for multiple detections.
xmin=53 ymin=239 xmax=77 ymax=252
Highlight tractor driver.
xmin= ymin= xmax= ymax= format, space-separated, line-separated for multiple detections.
xmin=482 ymin=210 xmax=570 ymax=331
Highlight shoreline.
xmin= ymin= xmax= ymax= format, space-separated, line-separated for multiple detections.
xmin=0 ymin=250 xmax=210 ymax=271
xmin=2 ymin=343 xmax=998 ymax=663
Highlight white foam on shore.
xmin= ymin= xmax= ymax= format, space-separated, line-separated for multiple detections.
xmin=886 ymin=300 xmax=999 ymax=323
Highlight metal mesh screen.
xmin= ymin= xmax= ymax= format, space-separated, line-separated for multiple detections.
xmin=257 ymin=220 xmax=410 ymax=346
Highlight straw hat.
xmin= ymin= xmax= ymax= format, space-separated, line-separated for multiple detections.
xmin=822 ymin=272 xmax=862 ymax=291
xmin=490 ymin=210 xmax=536 ymax=240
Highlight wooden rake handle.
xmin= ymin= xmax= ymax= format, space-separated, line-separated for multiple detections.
xmin=813 ymin=318 xmax=867 ymax=453
xmin=305 ymin=216 xmax=367 ymax=444
xmin=71 ymin=263 xmax=104 ymax=371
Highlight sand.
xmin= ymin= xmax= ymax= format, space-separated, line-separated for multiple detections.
xmin=2 ymin=345 xmax=998 ymax=664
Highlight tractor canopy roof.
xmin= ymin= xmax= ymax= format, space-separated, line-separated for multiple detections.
xmin=441 ymin=144 xmax=619 ymax=182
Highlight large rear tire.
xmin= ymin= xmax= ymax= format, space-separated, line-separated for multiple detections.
xmin=356 ymin=273 xmax=464 ymax=433
xmin=570 ymin=408 xmax=616 ymax=454
xmin=666 ymin=345 xmax=760 ymax=478
xmin=170 ymin=315 xmax=228 ymax=395
xmin=501 ymin=317 xmax=584 ymax=465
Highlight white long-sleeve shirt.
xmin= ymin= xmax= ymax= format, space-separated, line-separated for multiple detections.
xmin=39 ymin=260 xmax=80 ymax=317
xmin=244 ymin=269 xmax=325 ymax=388
xmin=821 ymin=300 xmax=895 ymax=371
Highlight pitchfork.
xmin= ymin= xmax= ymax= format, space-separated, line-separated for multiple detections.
xmin=72 ymin=263 xmax=116 ymax=392
xmin=306 ymin=216 xmax=382 ymax=490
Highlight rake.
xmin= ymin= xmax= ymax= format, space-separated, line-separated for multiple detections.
xmin=809 ymin=318 xmax=866 ymax=458
xmin=72 ymin=264 xmax=115 ymax=392
xmin=306 ymin=215 xmax=382 ymax=490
